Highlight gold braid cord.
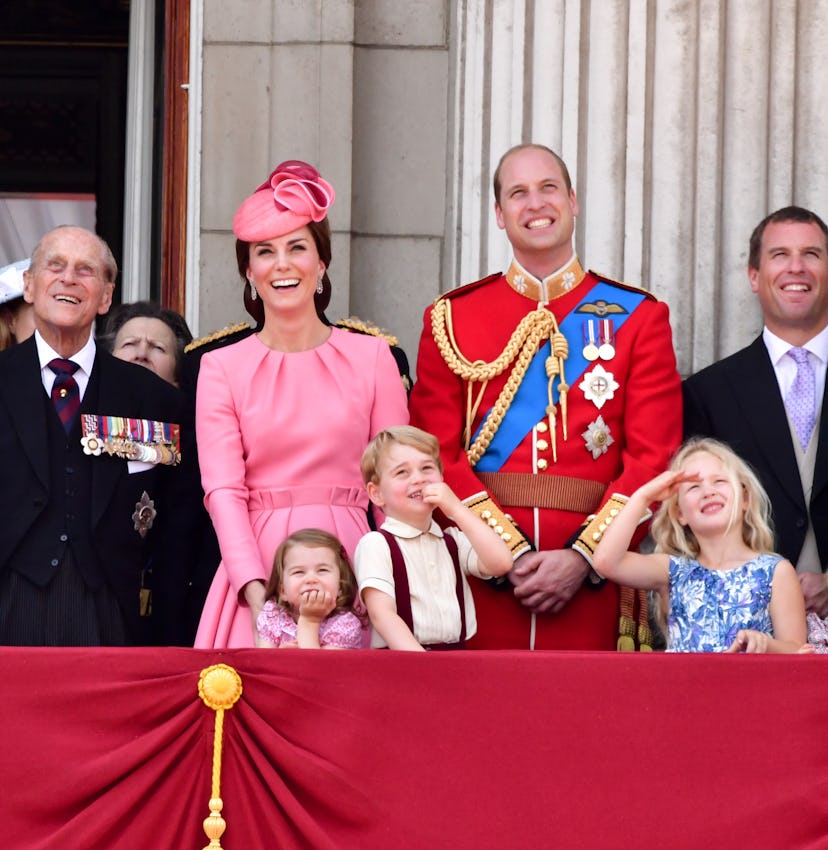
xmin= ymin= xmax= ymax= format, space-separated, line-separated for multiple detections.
xmin=431 ymin=298 xmax=569 ymax=465
xmin=198 ymin=664 xmax=243 ymax=849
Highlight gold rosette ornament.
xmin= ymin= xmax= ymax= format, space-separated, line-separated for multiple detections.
xmin=198 ymin=664 xmax=243 ymax=849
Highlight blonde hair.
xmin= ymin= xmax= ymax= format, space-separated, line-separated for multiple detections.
xmin=360 ymin=425 xmax=443 ymax=485
xmin=650 ymin=437 xmax=775 ymax=557
xmin=264 ymin=528 xmax=357 ymax=616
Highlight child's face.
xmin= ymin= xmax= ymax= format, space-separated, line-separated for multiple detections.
xmin=279 ymin=544 xmax=341 ymax=609
xmin=367 ymin=442 xmax=443 ymax=527
xmin=675 ymin=451 xmax=743 ymax=533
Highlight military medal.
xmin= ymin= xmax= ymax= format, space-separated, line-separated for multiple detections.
xmin=81 ymin=415 xmax=103 ymax=455
xmin=582 ymin=320 xmax=600 ymax=361
xmin=597 ymin=319 xmax=616 ymax=360
xmin=579 ymin=364 xmax=619 ymax=410
xmin=80 ymin=414 xmax=181 ymax=465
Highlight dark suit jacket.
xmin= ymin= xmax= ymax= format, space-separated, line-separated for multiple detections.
xmin=0 ymin=336 xmax=188 ymax=642
xmin=682 ymin=335 xmax=828 ymax=568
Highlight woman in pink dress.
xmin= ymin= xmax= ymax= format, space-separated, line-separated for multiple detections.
xmin=194 ymin=161 xmax=409 ymax=647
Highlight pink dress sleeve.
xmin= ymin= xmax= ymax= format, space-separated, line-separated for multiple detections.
xmin=320 ymin=612 xmax=364 ymax=649
xmin=196 ymin=351 xmax=266 ymax=595
xmin=366 ymin=341 xmax=409 ymax=527
xmin=369 ymin=341 xmax=409 ymax=438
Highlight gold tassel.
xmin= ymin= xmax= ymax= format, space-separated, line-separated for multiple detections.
xmin=198 ymin=664 xmax=243 ymax=849
xmin=637 ymin=588 xmax=653 ymax=651
xmin=617 ymin=585 xmax=637 ymax=651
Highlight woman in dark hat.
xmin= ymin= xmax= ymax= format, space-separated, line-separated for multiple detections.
xmin=194 ymin=160 xmax=409 ymax=648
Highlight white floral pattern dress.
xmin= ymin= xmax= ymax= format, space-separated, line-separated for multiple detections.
xmin=666 ymin=553 xmax=779 ymax=652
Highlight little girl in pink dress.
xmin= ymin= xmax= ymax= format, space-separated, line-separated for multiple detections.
xmin=256 ymin=529 xmax=363 ymax=649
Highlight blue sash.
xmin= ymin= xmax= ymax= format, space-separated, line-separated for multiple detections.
xmin=474 ymin=282 xmax=646 ymax=471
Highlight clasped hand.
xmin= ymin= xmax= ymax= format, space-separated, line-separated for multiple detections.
xmin=509 ymin=548 xmax=590 ymax=614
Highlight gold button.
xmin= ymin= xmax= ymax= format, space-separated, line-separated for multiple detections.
xmin=488 ymin=518 xmax=497 ymax=527
xmin=536 ymin=421 xmax=548 ymax=433
xmin=502 ymin=533 xmax=512 ymax=542
xmin=592 ymin=532 xmax=601 ymax=541
xmin=481 ymin=510 xmax=492 ymax=519
xmin=537 ymin=458 xmax=548 ymax=470
xmin=605 ymin=516 xmax=613 ymax=525
xmin=536 ymin=439 xmax=548 ymax=451
xmin=495 ymin=525 xmax=503 ymax=534
xmin=598 ymin=523 xmax=606 ymax=532
xmin=610 ymin=508 xmax=619 ymax=517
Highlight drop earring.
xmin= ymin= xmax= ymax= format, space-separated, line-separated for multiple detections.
xmin=249 ymin=280 xmax=258 ymax=301
xmin=316 ymin=273 xmax=324 ymax=295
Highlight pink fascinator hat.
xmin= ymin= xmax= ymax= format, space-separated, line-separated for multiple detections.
xmin=233 ymin=160 xmax=335 ymax=242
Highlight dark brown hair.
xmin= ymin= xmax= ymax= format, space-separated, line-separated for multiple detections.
xmin=748 ymin=206 xmax=828 ymax=270
xmin=237 ymin=218 xmax=333 ymax=325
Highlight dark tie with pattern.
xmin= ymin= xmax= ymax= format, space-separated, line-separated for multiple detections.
xmin=48 ymin=358 xmax=81 ymax=433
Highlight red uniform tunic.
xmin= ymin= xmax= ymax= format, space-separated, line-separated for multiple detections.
xmin=409 ymin=257 xmax=682 ymax=649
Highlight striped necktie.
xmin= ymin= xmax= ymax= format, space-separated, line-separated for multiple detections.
xmin=48 ymin=358 xmax=81 ymax=433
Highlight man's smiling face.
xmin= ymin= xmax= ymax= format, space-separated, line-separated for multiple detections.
xmin=748 ymin=219 xmax=828 ymax=345
xmin=494 ymin=146 xmax=579 ymax=278
xmin=24 ymin=226 xmax=114 ymax=352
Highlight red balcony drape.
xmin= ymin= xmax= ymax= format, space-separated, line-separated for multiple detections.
xmin=3 ymin=648 xmax=826 ymax=849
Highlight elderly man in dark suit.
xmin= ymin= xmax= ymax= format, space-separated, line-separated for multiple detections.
xmin=0 ymin=225 xmax=186 ymax=645
xmin=684 ymin=206 xmax=828 ymax=617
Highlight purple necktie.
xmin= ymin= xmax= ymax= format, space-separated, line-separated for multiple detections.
xmin=48 ymin=358 xmax=80 ymax=433
xmin=785 ymin=347 xmax=816 ymax=450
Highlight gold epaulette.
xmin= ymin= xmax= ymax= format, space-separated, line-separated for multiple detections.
xmin=587 ymin=270 xmax=659 ymax=302
xmin=335 ymin=316 xmax=399 ymax=347
xmin=571 ymin=493 xmax=652 ymax=566
xmin=463 ymin=491 xmax=531 ymax=559
xmin=184 ymin=322 xmax=252 ymax=353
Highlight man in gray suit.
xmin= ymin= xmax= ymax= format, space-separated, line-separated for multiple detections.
xmin=683 ymin=206 xmax=828 ymax=616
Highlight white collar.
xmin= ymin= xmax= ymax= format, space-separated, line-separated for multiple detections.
xmin=34 ymin=329 xmax=96 ymax=376
xmin=380 ymin=515 xmax=445 ymax=540
xmin=763 ymin=324 xmax=828 ymax=367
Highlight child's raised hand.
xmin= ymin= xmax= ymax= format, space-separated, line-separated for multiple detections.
xmin=635 ymin=469 xmax=701 ymax=504
xmin=725 ymin=629 xmax=770 ymax=653
xmin=298 ymin=588 xmax=336 ymax=623
xmin=421 ymin=481 xmax=462 ymax=515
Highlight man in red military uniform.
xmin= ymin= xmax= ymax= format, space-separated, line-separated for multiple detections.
xmin=409 ymin=144 xmax=682 ymax=649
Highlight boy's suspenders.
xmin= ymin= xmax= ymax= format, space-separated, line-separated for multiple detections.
xmin=377 ymin=529 xmax=467 ymax=648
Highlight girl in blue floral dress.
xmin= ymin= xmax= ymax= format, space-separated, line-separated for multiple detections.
xmin=593 ymin=437 xmax=809 ymax=653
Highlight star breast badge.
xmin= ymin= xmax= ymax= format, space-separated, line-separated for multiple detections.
xmin=582 ymin=415 xmax=614 ymax=458
xmin=132 ymin=491 xmax=157 ymax=538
